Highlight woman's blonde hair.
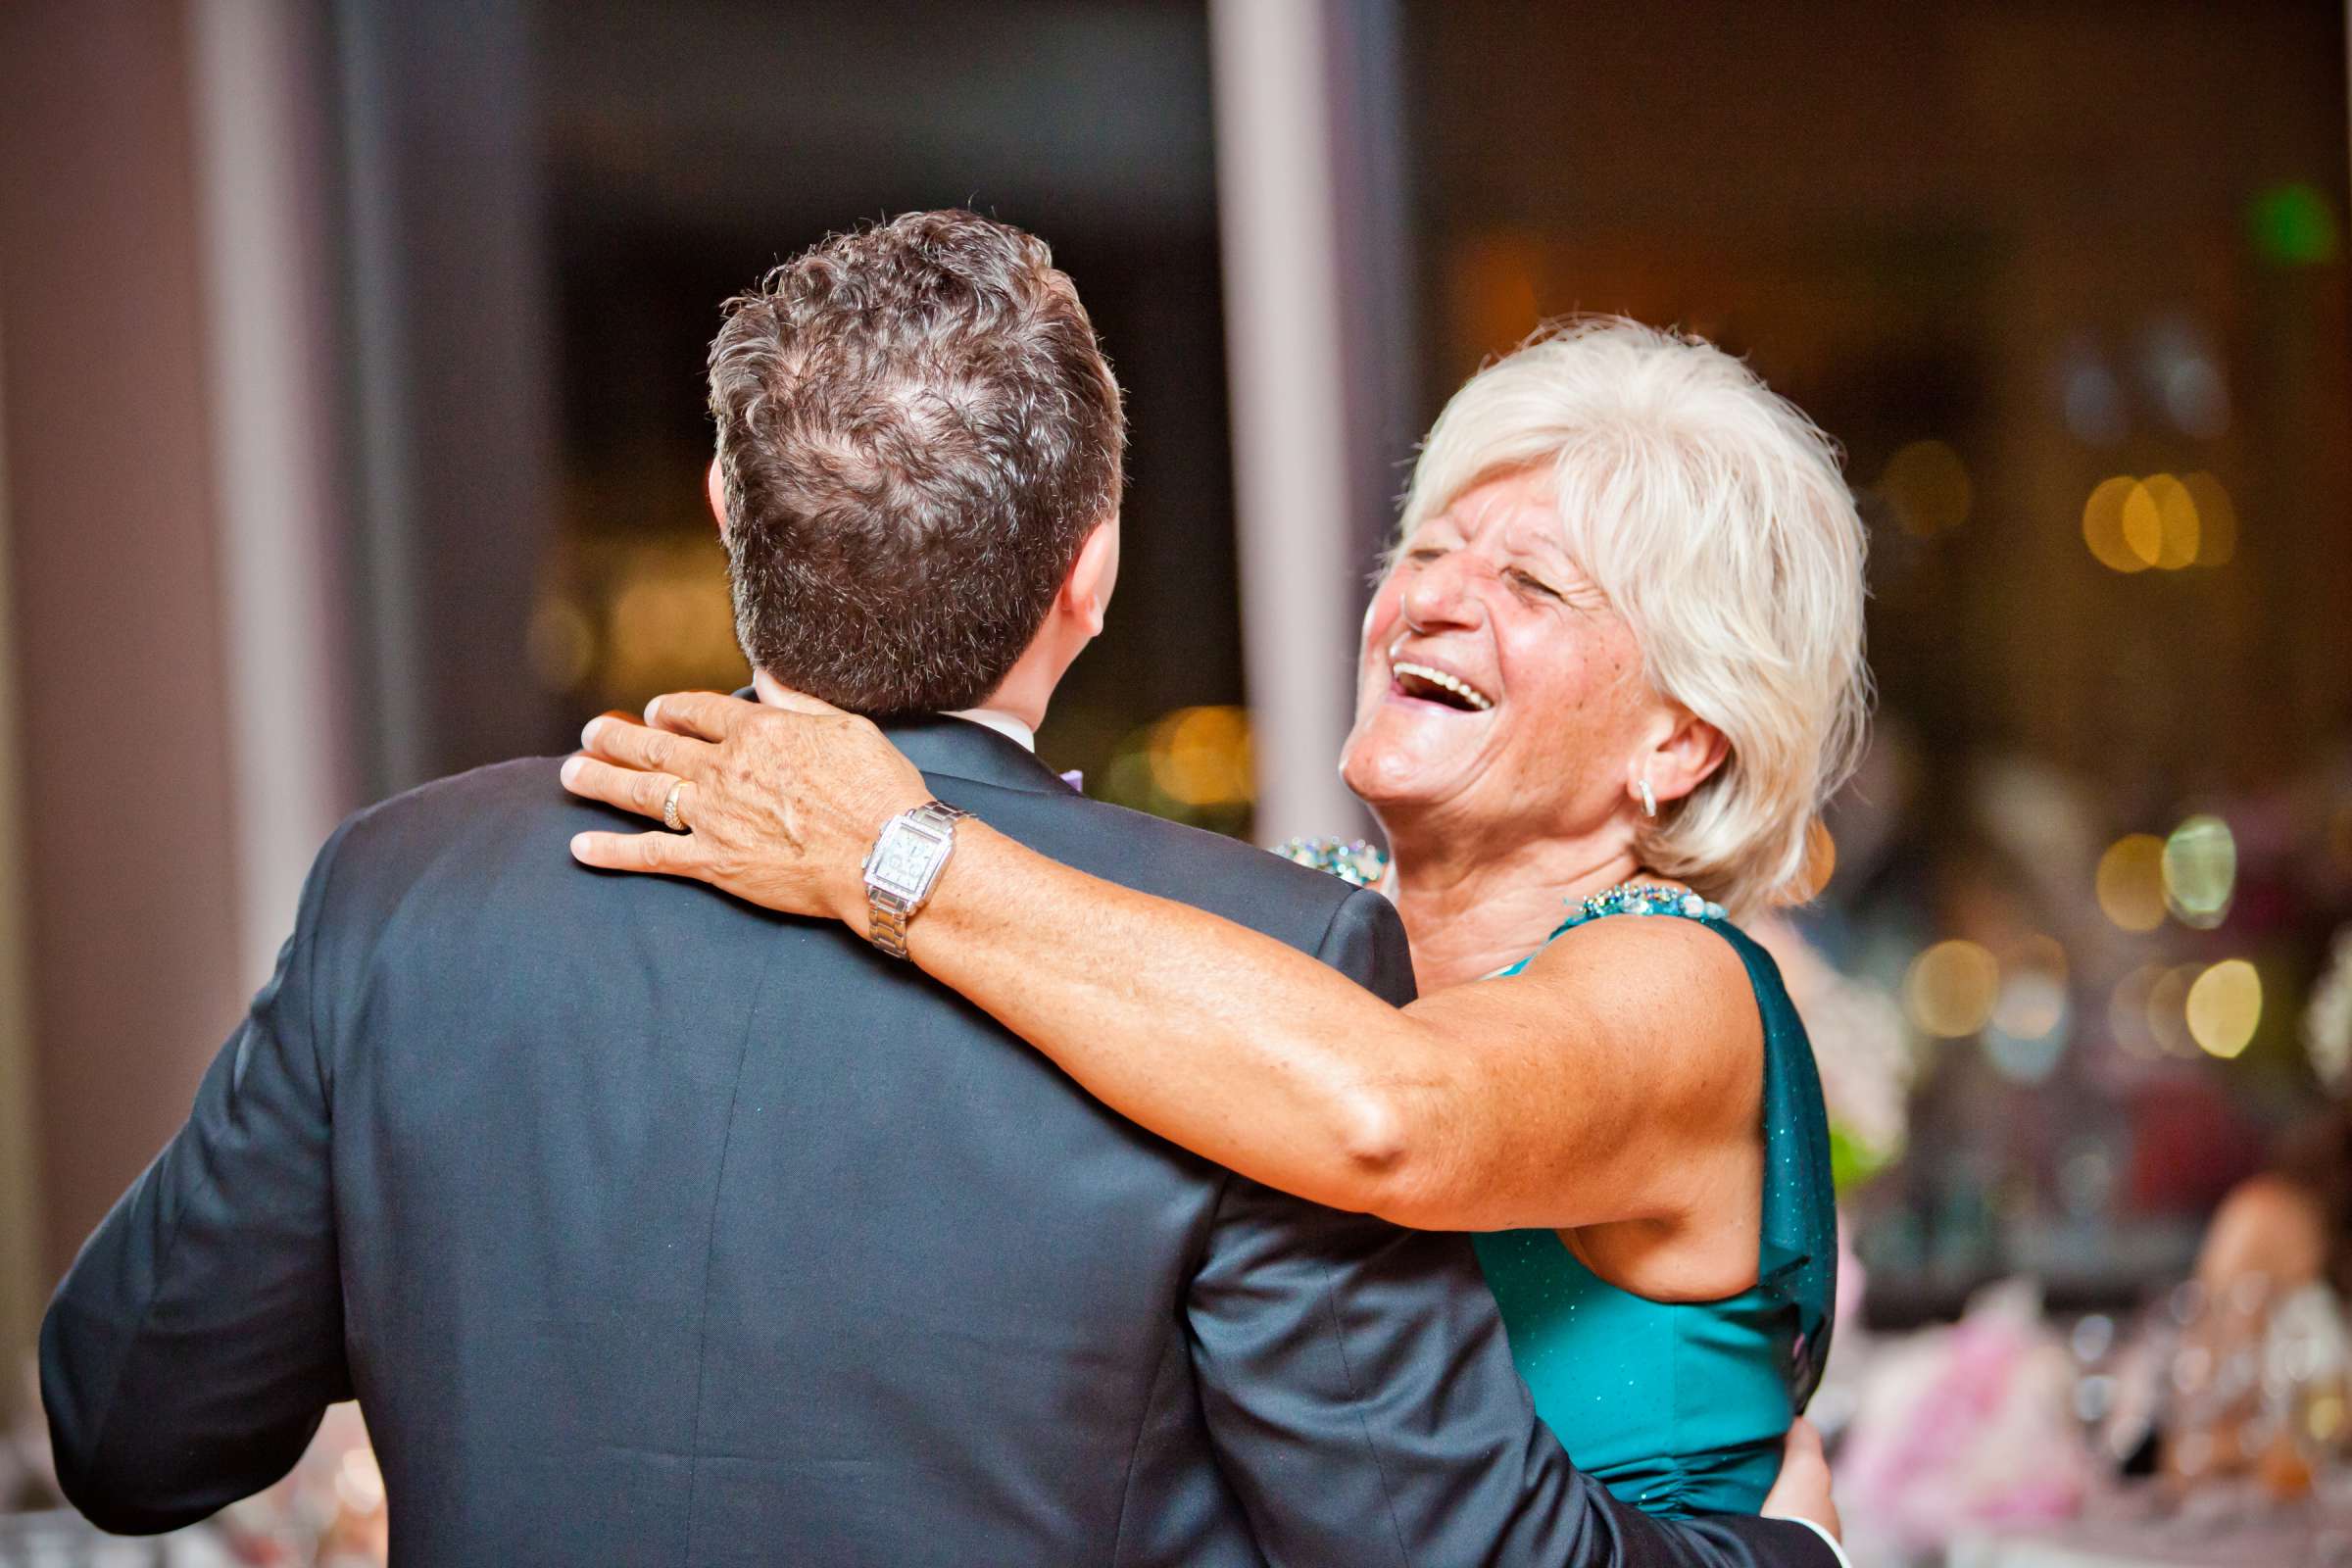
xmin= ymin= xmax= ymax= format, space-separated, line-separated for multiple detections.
xmin=1399 ymin=317 xmax=1871 ymax=916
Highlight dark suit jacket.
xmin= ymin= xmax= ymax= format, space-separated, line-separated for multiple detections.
xmin=42 ymin=715 xmax=1832 ymax=1567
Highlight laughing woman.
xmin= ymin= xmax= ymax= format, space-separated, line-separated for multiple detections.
xmin=566 ymin=318 xmax=1870 ymax=1517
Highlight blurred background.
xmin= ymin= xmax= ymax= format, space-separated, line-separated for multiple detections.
xmin=2 ymin=1 xmax=2348 ymax=1562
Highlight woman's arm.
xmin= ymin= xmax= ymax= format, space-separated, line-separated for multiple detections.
xmin=564 ymin=690 xmax=1760 ymax=1238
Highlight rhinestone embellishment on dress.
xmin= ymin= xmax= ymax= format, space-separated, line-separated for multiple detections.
xmin=1272 ymin=837 xmax=1390 ymax=890
xmin=1572 ymin=881 xmax=1725 ymax=923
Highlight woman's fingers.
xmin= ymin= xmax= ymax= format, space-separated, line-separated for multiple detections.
xmin=568 ymin=828 xmax=711 ymax=878
xmin=749 ymin=669 xmax=846 ymax=716
xmin=646 ymin=688 xmax=769 ymax=740
xmin=581 ymin=713 xmax=710 ymax=778
xmin=560 ymin=755 xmax=686 ymax=823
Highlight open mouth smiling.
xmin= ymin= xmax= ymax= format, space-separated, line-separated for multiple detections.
xmin=1390 ymin=660 xmax=1495 ymax=713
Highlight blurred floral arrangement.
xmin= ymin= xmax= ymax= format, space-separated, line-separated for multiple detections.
xmin=1750 ymin=914 xmax=1917 ymax=1191
xmin=1835 ymin=1279 xmax=2093 ymax=1556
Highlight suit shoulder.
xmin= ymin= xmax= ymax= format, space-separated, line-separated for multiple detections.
xmin=957 ymin=787 xmax=1372 ymax=953
xmin=329 ymin=756 xmax=571 ymax=848
xmin=1073 ymin=797 xmax=1360 ymax=897
xmin=303 ymin=756 xmax=606 ymax=914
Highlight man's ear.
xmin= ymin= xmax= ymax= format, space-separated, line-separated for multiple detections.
xmin=1062 ymin=517 xmax=1119 ymax=639
xmin=705 ymin=458 xmax=728 ymax=540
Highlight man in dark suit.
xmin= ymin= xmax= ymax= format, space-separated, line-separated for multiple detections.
xmin=42 ymin=211 xmax=1842 ymax=1565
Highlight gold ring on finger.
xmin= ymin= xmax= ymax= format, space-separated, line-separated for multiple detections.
xmin=662 ymin=778 xmax=689 ymax=833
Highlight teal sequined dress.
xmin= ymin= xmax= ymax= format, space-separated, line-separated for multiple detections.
xmin=1274 ymin=844 xmax=1838 ymax=1518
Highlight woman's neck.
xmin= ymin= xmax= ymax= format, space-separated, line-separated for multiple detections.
xmin=1382 ymin=826 xmax=1645 ymax=994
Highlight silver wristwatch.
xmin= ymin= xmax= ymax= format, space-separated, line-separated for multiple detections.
xmin=860 ymin=800 xmax=971 ymax=958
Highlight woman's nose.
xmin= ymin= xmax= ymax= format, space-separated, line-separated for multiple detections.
xmin=1399 ymin=553 xmax=1484 ymax=633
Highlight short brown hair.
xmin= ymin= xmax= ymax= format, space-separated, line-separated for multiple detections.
xmin=707 ymin=210 xmax=1124 ymax=714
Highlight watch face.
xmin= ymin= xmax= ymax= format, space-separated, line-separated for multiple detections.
xmin=869 ymin=822 xmax=943 ymax=901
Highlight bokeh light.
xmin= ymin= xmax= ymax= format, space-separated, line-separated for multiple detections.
xmin=2142 ymin=318 xmax=2230 ymax=439
xmin=527 ymin=594 xmax=597 ymax=690
xmin=2144 ymin=473 xmax=2198 ymax=569
xmin=2161 ymin=813 xmax=2236 ymax=929
xmin=1101 ymin=706 xmax=1257 ymax=832
xmin=1984 ymin=940 xmax=2079 ymax=1086
xmin=1878 ymin=439 xmax=1972 ymax=537
xmin=2095 ymin=834 xmax=2168 ymax=931
xmin=1984 ymin=935 xmax=2069 ymax=1080
xmin=1984 ymin=1022 xmax=2068 ymax=1083
xmin=2119 ymin=481 xmax=2164 ymax=568
xmin=2060 ymin=343 xmax=2126 ymax=445
xmin=2146 ymin=963 xmax=2198 ymax=1056
xmin=2184 ymin=959 xmax=2262 ymax=1058
xmin=2083 ymin=473 xmax=2235 ymax=573
xmin=2110 ymin=963 xmax=2164 ymax=1057
xmin=2183 ymin=471 xmax=2236 ymax=564
xmin=2250 ymin=181 xmax=2342 ymax=266
xmin=2082 ymin=476 xmax=2148 ymax=573
xmin=1904 ymin=939 xmax=2000 ymax=1038
xmin=1146 ymin=706 xmax=1255 ymax=808
xmin=1990 ymin=936 xmax=2070 ymax=1040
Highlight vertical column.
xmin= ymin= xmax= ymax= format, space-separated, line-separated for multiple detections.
xmin=190 ymin=0 xmax=363 ymax=991
xmin=0 ymin=0 xmax=249 ymax=1281
xmin=1208 ymin=0 xmax=1373 ymax=846
xmin=1209 ymin=0 xmax=1414 ymax=847
xmin=0 ymin=310 xmax=42 ymax=1383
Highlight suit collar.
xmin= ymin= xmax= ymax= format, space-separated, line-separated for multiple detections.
xmin=880 ymin=713 xmax=1072 ymax=796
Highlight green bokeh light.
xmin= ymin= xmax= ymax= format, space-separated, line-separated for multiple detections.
xmin=2249 ymin=182 xmax=2341 ymax=266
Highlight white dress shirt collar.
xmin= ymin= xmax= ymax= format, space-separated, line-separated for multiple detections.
xmin=944 ymin=708 xmax=1037 ymax=753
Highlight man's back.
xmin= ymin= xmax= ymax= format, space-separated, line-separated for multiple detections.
xmin=326 ymin=718 xmax=1391 ymax=1563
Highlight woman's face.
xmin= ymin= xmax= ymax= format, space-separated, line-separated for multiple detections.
xmin=1342 ymin=467 xmax=1666 ymax=850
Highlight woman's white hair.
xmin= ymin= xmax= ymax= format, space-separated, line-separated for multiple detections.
xmin=1400 ymin=316 xmax=1871 ymax=916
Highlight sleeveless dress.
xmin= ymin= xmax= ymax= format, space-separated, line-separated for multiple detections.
xmin=1275 ymin=844 xmax=1838 ymax=1519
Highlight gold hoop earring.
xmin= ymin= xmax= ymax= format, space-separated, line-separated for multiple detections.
xmin=1638 ymin=778 xmax=1658 ymax=818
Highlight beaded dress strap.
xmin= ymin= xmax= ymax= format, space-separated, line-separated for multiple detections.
xmin=1547 ymin=881 xmax=1726 ymax=938
xmin=1272 ymin=837 xmax=1389 ymax=890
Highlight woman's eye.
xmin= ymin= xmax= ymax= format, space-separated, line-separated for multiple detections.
xmin=1509 ymin=569 xmax=1563 ymax=600
xmin=1402 ymin=547 xmax=1446 ymax=564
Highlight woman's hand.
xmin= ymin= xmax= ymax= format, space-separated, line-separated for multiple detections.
xmin=1761 ymin=1418 xmax=1840 ymax=1545
xmin=560 ymin=687 xmax=931 ymax=926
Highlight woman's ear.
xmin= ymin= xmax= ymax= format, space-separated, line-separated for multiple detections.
xmin=705 ymin=458 xmax=729 ymax=540
xmin=1645 ymin=708 xmax=1729 ymax=807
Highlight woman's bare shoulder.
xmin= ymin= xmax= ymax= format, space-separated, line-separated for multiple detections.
xmin=1513 ymin=910 xmax=1762 ymax=1087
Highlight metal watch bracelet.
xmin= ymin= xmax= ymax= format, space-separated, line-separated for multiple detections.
xmin=861 ymin=800 xmax=969 ymax=958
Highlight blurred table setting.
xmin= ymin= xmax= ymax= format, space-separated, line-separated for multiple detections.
xmin=1832 ymin=1269 xmax=2352 ymax=1566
